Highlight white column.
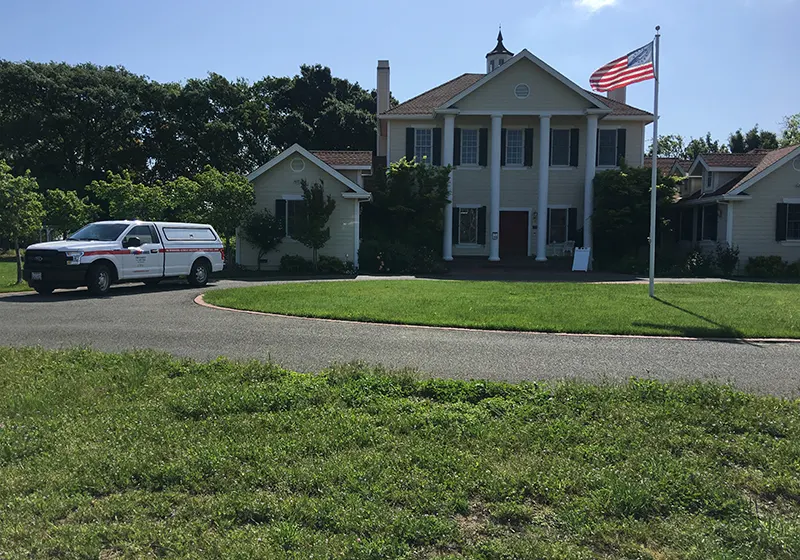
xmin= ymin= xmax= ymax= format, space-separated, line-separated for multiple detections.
xmin=442 ymin=114 xmax=456 ymax=261
xmin=726 ymin=203 xmax=734 ymax=247
xmin=535 ymin=114 xmax=551 ymax=261
xmin=583 ymin=114 xmax=599 ymax=255
xmin=489 ymin=114 xmax=502 ymax=261
xmin=353 ymin=200 xmax=361 ymax=270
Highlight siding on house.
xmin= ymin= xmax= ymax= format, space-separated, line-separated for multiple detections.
xmin=731 ymin=162 xmax=800 ymax=265
xmin=387 ymin=116 xmax=646 ymax=256
xmin=240 ymin=154 xmax=359 ymax=270
xmin=452 ymin=59 xmax=595 ymax=113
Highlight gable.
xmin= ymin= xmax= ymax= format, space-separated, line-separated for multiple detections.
xmin=446 ymin=58 xmax=596 ymax=113
xmin=250 ymin=154 xmax=353 ymax=202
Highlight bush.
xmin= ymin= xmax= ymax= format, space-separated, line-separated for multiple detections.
xmin=681 ymin=247 xmax=716 ymax=277
xmin=787 ymin=260 xmax=800 ymax=278
xmin=317 ymin=255 xmax=356 ymax=275
xmin=745 ymin=256 xmax=788 ymax=278
xmin=279 ymin=254 xmax=313 ymax=275
xmin=714 ymin=244 xmax=740 ymax=277
xmin=359 ymin=240 xmax=444 ymax=274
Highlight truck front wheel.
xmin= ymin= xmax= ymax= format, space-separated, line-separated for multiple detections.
xmin=87 ymin=264 xmax=112 ymax=296
xmin=188 ymin=259 xmax=210 ymax=287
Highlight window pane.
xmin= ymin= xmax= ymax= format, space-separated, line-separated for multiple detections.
xmin=598 ymin=129 xmax=617 ymax=166
xmin=162 ymin=227 xmax=216 ymax=241
xmin=415 ymin=129 xmax=433 ymax=163
xmin=125 ymin=225 xmax=154 ymax=244
xmin=458 ymin=208 xmax=478 ymax=244
xmin=705 ymin=172 xmax=714 ymax=191
xmin=506 ymin=129 xmax=524 ymax=165
xmin=549 ymin=209 xmax=568 ymax=243
xmin=551 ymin=129 xmax=570 ymax=166
xmin=788 ymin=204 xmax=800 ymax=240
xmin=461 ymin=129 xmax=478 ymax=165
xmin=702 ymin=205 xmax=717 ymax=240
xmin=287 ymin=200 xmax=304 ymax=238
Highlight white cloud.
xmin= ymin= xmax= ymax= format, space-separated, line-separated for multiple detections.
xmin=575 ymin=0 xmax=618 ymax=11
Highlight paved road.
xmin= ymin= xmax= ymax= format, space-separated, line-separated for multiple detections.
xmin=1 ymin=280 xmax=798 ymax=397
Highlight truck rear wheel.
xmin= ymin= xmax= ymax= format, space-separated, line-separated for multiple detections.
xmin=188 ymin=259 xmax=210 ymax=287
xmin=87 ymin=264 xmax=112 ymax=296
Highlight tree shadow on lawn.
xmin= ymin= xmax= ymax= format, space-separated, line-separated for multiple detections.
xmin=631 ymin=297 xmax=755 ymax=343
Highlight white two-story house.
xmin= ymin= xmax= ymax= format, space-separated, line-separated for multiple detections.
xmin=376 ymin=32 xmax=653 ymax=261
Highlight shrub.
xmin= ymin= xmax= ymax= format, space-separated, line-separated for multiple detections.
xmin=317 ymin=255 xmax=356 ymax=275
xmin=279 ymin=254 xmax=313 ymax=275
xmin=359 ymin=241 xmax=444 ymax=274
xmin=787 ymin=260 xmax=800 ymax=278
xmin=744 ymin=256 xmax=788 ymax=278
xmin=714 ymin=244 xmax=740 ymax=277
xmin=682 ymin=247 xmax=716 ymax=277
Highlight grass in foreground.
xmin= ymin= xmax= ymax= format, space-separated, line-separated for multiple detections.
xmin=1 ymin=348 xmax=799 ymax=559
xmin=204 ymin=280 xmax=800 ymax=339
xmin=0 ymin=262 xmax=29 ymax=293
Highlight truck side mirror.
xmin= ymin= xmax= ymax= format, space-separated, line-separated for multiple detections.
xmin=123 ymin=236 xmax=142 ymax=248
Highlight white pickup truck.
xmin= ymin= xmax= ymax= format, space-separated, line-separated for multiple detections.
xmin=23 ymin=220 xmax=225 ymax=296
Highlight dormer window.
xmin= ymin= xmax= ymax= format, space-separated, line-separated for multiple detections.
xmin=490 ymin=60 xmax=495 ymax=71
xmin=705 ymin=171 xmax=714 ymax=192
xmin=499 ymin=59 xmax=505 ymax=66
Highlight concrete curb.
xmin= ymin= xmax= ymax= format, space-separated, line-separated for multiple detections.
xmin=194 ymin=294 xmax=800 ymax=345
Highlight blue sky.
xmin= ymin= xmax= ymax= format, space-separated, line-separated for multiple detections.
xmin=2 ymin=0 xmax=796 ymax=148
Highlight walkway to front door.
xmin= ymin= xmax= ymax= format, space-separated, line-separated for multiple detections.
xmin=499 ymin=211 xmax=529 ymax=258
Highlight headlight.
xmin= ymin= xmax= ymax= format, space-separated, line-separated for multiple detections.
xmin=65 ymin=251 xmax=84 ymax=265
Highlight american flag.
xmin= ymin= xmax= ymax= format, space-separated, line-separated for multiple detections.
xmin=590 ymin=42 xmax=655 ymax=92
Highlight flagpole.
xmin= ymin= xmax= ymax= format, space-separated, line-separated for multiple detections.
xmin=648 ymin=26 xmax=661 ymax=298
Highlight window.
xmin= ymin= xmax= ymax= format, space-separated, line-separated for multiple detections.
xmin=290 ymin=158 xmax=305 ymax=172
xmin=548 ymin=209 xmax=568 ymax=244
xmin=490 ymin=60 xmax=495 ymax=71
xmin=788 ymin=204 xmax=800 ymax=239
xmin=286 ymin=199 xmax=305 ymax=238
xmin=69 ymin=223 xmax=127 ymax=241
xmin=461 ymin=129 xmax=479 ymax=166
xmin=701 ymin=205 xmax=718 ymax=241
xmin=124 ymin=225 xmax=154 ymax=245
xmin=505 ymin=129 xmax=524 ymax=166
xmin=705 ymin=171 xmax=714 ymax=192
xmin=597 ymin=129 xmax=618 ymax=167
xmin=415 ymin=128 xmax=433 ymax=162
xmin=162 ymin=227 xmax=216 ymax=241
xmin=679 ymin=209 xmax=693 ymax=242
xmin=458 ymin=208 xmax=479 ymax=244
xmin=550 ymin=129 xmax=571 ymax=167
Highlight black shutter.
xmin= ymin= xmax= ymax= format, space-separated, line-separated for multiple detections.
xmin=548 ymin=129 xmax=554 ymax=166
xmin=452 ymin=207 xmax=459 ymax=243
xmin=453 ymin=128 xmax=461 ymax=166
xmin=405 ymin=128 xmax=415 ymax=160
xmin=500 ymin=128 xmax=507 ymax=166
xmin=478 ymin=206 xmax=487 ymax=245
xmin=695 ymin=207 xmax=702 ymax=242
xmin=479 ymin=128 xmax=488 ymax=166
xmin=275 ymin=199 xmax=286 ymax=233
xmin=616 ymin=128 xmax=627 ymax=166
xmin=432 ymin=128 xmax=442 ymax=166
xmin=569 ymin=128 xmax=580 ymax=167
xmin=568 ymin=208 xmax=578 ymax=242
xmin=524 ymin=128 xmax=534 ymax=167
xmin=776 ymin=203 xmax=788 ymax=241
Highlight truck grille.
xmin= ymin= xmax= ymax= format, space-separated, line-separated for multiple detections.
xmin=24 ymin=250 xmax=66 ymax=268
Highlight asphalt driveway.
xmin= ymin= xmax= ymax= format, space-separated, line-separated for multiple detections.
xmin=0 ymin=279 xmax=798 ymax=397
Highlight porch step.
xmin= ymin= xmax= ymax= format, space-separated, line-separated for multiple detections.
xmin=446 ymin=256 xmax=573 ymax=272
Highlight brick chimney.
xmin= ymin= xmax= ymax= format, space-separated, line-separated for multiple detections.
xmin=376 ymin=60 xmax=390 ymax=159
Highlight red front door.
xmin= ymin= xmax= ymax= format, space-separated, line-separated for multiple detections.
xmin=499 ymin=211 xmax=529 ymax=258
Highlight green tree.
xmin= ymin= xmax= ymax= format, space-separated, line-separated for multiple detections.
xmin=729 ymin=125 xmax=779 ymax=153
xmin=241 ymin=209 xmax=285 ymax=270
xmin=88 ymin=171 xmax=169 ymax=220
xmin=779 ymin=113 xmax=800 ymax=147
xmin=648 ymin=134 xmax=687 ymax=159
xmin=43 ymin=189 xmax=97 ymax=238
xmin=294 ymin=179 xmax=336 ymax=271
xmin=685 ymin=133 xmax=729 ymax=160
xmin=592 ymin=164 xmax=679 ymax=270
xmin=162 ymin=176 xmax=202 ymax=222
xmin=193 ymin=166 xmax=254 ymax=262
xmin=0 ymin=161 xmax=45 ymax=282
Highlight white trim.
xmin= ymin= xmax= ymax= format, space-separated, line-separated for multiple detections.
xmin=726 ymin=202 xmax=734 ymax=247
xmin=782 ymin=197 xmax=800 ymax=204
xmin=499 ymin=207 xmax=533 ymax=256
xmin=341 ymin=192 xmax=371 ymax=200
xmin=353 ymin=200 xmax=360 ymax=269
xmin=439 ymin=49 xmax=610 ymax=112
xmin=281 ymin=194 xmax=303 ymax=201
xmin=514 ymin=83 xmax=530 ymax=99
xmin=330 ymin=165 xmax=372 ymax=171
xmin=413 ymin=127 xmax=435 ymax=163
xmin=601 ymin=115 xmax=654 ymax=122
xmin=290 ymin=158 xmax=305 ymax=172
xmin=386 ymin=122 xmax=391 ymax=168
xmin=547 ymin=204 xmax=572 ymax=209
xmin=247 ymin=144 xmax=370 ymax=198
xmin=377 ymin=114 xmax=435 ymax=120
xmin=455 ymin=203 xmax=482 ymax=208
xmin=454 ymin=109 xmax=596 ymax=116
xmin=728 ymin=146 xmax=800 ymax=196
xmin=707 ymin=166 xmax=752 ymax=172
xmin=780 ymin=240 xmax=800 ymax=246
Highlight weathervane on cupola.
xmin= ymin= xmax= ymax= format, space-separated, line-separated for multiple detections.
xmin=486 ymin=25 xmax=513 ymax=73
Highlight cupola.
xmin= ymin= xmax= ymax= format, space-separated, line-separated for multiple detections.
xmin=486 ymin=29 xmax=513 ymax=73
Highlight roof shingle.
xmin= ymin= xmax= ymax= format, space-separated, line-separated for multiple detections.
xmin=643 ymin=157 xmax=694 ymax=174
xmin=311 ymin=151 xmax=373 ymax=168
xmin=699 ymin=152 xmax=768 ymax=168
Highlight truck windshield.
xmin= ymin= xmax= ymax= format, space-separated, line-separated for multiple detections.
xmin=68 ymin=223 xmax=129 ymax=241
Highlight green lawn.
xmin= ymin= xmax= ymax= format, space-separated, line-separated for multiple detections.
xmin=0 ymin=261 xmax=29 ymax=293
xmin=1 ymin=348 xmax=798 ymax=558
xmin=204 ymin=280 xmax=800 ymax=339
